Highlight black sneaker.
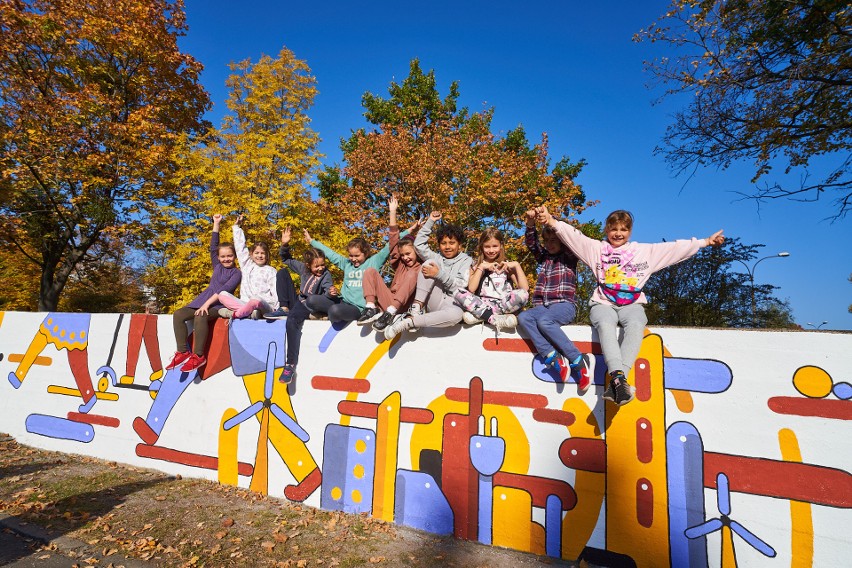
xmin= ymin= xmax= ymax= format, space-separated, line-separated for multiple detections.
xmin=603 ymin=370 xmax=625 ymax=403
xmin=357 ymin=307 xmax=381 ymax=325
xmin=614 ymin=378 xmax=635 ymax=406
xmin=372 ymin=311 xmax=396 ymax=332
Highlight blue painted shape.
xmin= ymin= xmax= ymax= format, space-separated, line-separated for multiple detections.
xmin=664 ymin=358 xmax=732 ymax=393
xmin=394 ymin=469 xmax=453 ymax=535
xmin=469 ymin=435 xmax=505 ymax=476
xmin=26 ymin=414 xmax=94 ymax=443
xmin=228 ymin=319 xmax=286 ymax=376
xmin=477 ymin=475 xmax=493 ymax=545
xmin=223 ymin=401 xmax=264 ymax=430
xmin=8 ymin=371 xmax=21 ymax=389
xmin=833 ymin=381 xmax=852 ymax=400
xmin=545 ymin=494 xmax=562 ymax=558
xmin=269 ymin=403 xmax=310 ymax=442
xmin=666 ymin=421 xmax=708 ymax=568
xmin=320 ymin=424 xmax=375 ymax=514
xmin=318 ymin=321 xmax=350 ymax=353
xmin=143 ymin=368 xmax=196 ymax=438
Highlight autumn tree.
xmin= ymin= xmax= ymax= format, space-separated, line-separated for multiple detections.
xmin=0 ymin=0 xmax=210 ymax=311
xmin=146 ymin=47 xmax=324 ymax=310
xmin=636 ymin=1 xmax=852 ymax=219
xmin=643 ymin=238 xmax=796 ymax=328
xmin=318 ymin=59 xmax=594 ymax=263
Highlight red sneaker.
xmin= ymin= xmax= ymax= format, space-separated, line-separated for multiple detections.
xmin=180 ymin=353 xmax=207 ymax=372
xmin=166 ymin=351 xmax=191 ymax=370
xmin=571 ymin=354 xmax=591 ymax=395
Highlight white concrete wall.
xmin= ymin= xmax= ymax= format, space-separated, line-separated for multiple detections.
xmin=1 ymin=310 xmax=849 ymax=567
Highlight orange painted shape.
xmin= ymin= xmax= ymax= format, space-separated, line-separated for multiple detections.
xmin=249 ymin=407 xmax=270 ymax=495
xmin=778 ymin=429 xmax=814 ymax=567
xmin=337 ymin=400 xmax=433 ymax=424
xmin=445 ymin=388 xmax=547 ymax=409
xmin=8 ymin=354 xmax=52 ymax=366
xmin=532 ymin=408 xmax=575 ymax=427
xmin=483 ymin=338 xmax=601 ymax=355
xmin=671 ymin=389 xmax=695 ymax=413
xmin=218 ymin=408 xmax=240 ymax=486
xmin=312 ymin=375 xmax=371 ymax=392
xmin=66 ymin=412 xmax=119 ymax=428
xmin=135 ymin=444 xmax=253 ymax=476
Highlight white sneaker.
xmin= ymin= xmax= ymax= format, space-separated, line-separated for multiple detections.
xmin=490 ymin=313 xmax=518 ymax=333
xmin=218 ymin=308 xmax=234 ymax=319
xmin=462 ymin=311 xmax=482 ymax=325
xmin=384 ymin=316 xmax=415 ymax=340
xmin=406 ymin=303 xmax=423 ymax=333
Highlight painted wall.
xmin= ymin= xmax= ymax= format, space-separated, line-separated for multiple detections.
xmin=0 ymin=310 xmax=849 ymax=567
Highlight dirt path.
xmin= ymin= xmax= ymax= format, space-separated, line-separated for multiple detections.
xmin=0 ymin=435 xmax=575 ymax=567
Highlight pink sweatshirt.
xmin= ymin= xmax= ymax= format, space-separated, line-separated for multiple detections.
xmin=550 ymin=220 xmax=708 ymax=306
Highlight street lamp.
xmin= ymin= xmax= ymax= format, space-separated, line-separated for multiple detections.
xmin=807 ymin=321 xmax=828 ymax=330
xmin=732 ymin=252 xmax=791 ymax=327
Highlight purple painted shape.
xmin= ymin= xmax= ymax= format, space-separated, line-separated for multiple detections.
xmin=26 ymin=414 xmax=94 ymax=443
xmin=395 ymin=469 xmax=453 ymax=535
xmin=321 ymin=424 xmax=375 ymax=514
xmin=318 ymin=321 xmax=351 ymax=353
xmin=666 ymin=421 xmax=709 ymax=568
xmin=143 ymin=367 xmax=196 ymax=437
xmin=469 ymin=435 xmax=505 ymax=476
xmin=227 ymin=319 xmax=286 ymax=376
xmin=545 ymin=494 xmax=562 ymax=558
xmin=664 ymin=358 xmax=732 ymax=393
xmin=833 ymin=382 xmax=852 ymax=400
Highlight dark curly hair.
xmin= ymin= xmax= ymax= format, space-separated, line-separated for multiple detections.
xmin=435 ymin=223 xmax=465 ymax=244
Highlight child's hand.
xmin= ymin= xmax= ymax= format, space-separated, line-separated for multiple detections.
xmin=329 ymin=286 xmax=339 ymax=297
xmin=422 ymin=262 xmax=439 ymax=279
xmin=195 ymin=306 xmax=208 ymax=316
xmin=525 ymin=209 xmax=536 ymax=226
xmin=388 ymin=194 xmax=398 ymax=212
xmin=212 ymin=214 xmax=222 ymax=224
xmin=303 ymin=229 xmax=312 ymax=244
xmin=535 ymin=206 xmax=553 ymax=225
xmin=407 ymin=216 xmax=425 ymax=234
xmin=281 ymin=227 xmax=291 ymax=245
xmin=429 ymin=211 xmax=442 ymax=222
xmin=707 ymin=230 xmax=725 ymax=247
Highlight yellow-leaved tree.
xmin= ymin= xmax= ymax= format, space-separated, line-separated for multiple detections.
xmin=147 ymin=47 xmax=326 ymax=310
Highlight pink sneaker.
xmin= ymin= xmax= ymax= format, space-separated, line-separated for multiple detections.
xmin=180 ymin=353 xmax=207 ymax=372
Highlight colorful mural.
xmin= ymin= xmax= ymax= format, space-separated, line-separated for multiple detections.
xmin=1 ymin=310 xmax=849 ymax=566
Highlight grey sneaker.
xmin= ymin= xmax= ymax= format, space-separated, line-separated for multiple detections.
xmin=372 ymin=311 xmax=396 ymax=332
xmin=218 ymin=308 xmax=235 ymax=319
xmin=384 ymin=315 xmax=414 ymax=340
xmin=489 ymin=313 xmax=517 ymax=333
xmin=462 ymin=311 xmax=482 ymax=325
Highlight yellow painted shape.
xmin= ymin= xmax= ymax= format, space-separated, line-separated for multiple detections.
xmin=779 ymin=428 xmax=814 ymax=567
xmin=373 ymin=391 xmax=401 ymax=522
xmin=8 ymin=354 xmax=52 ymax=366
xmin=410 ymin=395 xmax=529 ymax=474
xmin=249 ymin=407 xmax=270 ymax=494
xmin=606 ymin=334 xmax=669 ymax=566
xmin=562 ymin=397 xmax=605 ymax=561
xmin=11 ymin=333 xmax=49 ymax=383
xmin=47 ymin=385 xmax=118 ymax=401
xmin=492 ymin=487 xmax=545 ymax=555
xmin=340 ymin=339 xmax=394 ymax=427
xmin=721 ymin=525 xmax=736 ymax=568
xmin=218 ymin=408 xmax=240 ymax=486
xmin=242 ymin=369 xmax=317 ymax=483
xmin=792 ymin=366 xmax=833 ymax=399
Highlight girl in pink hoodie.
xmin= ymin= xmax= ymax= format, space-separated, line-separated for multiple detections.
xmin=536 ymin=207 xmax=724 ymax=406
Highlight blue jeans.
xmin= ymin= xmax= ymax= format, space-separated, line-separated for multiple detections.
xmin=517 ymin=301 xmax=581 ymax=362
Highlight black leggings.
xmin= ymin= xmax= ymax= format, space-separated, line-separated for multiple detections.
xmin=172 ymin=307 xmax=221 ymax=356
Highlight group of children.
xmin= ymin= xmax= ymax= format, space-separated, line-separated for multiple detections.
xmin=166 ymin=199 xmax=724 ymax=405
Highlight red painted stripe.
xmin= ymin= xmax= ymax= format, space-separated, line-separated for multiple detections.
xmin=311 ymin=375 xmax=371 ymax=393
xmin=705 ymin=452 xmax=852 ymax=508
xmin=636 ymin=418 xmax=652 ymax=463
xmin=337 ymin=401 xmax=433 ymax=424
xmin=559 ymin=438 xmax=606 ymax=473
xmin=493 ymin=471 xmax=577 ymax=510
xmin=67 ymin=412 xmax=119 ymax=428
xmin=532 ymin=408 xmax=576 ymax=427
xmin=634 ymin=358 xmax=651 ymax=402
xmin=445 ymin=388 xmax=547 ymax=409
xmin=483 ymin=338 xmax=601 ymax=355
xmin=636 ymin=478 xmax=654 ymax=528
xmin=136 ymin=444 xmax=254 ymax=477
xmin=768 ymin=396 xmax=852 ymax=421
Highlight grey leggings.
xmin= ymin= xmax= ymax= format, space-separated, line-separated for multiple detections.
xmin=589 ymin=302 xmax=648 ymax=376
xmin=411 ymin=270 xmax=463 ymax=329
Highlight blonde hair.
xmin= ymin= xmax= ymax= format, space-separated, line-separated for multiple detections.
xmin=605 ymin=210 xmax=634 ymax=232
xmin=475 ymin=228 xmax=506 ymax=264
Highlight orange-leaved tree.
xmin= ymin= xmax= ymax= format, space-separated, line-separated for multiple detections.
xmin=0 ymin=0 xmax=210 ymax=311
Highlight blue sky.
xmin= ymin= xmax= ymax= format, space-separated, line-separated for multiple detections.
xmin=180 ymin=0 xmax=851 ymax=331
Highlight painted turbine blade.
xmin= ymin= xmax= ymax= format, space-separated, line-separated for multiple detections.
xmin=730 ymin=520 xmax=777 ymax=557
xmin=684 ymin=518 xmax=723 ymax=538
xmin=269 ymin=403 xmax=310 ymax=442
xmin=264 ymin=342 xmax=277 ymax=400
xmin=716 ymin=472 xmax=731 ymax=515
xmin=223 ymin=401 xmax=264 ymax=430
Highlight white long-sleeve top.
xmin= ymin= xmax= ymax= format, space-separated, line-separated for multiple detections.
xmin=232 ymin=225 xmax=279 ymax=309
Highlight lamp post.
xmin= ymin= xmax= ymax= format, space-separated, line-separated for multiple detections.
xmin=807 ymin=321 xmax=828 ymax=330
xmin=732 ymin=252 xmax=790 ymax=327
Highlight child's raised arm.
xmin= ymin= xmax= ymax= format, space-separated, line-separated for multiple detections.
xmin=232 ymin=214 xmax=250 ymax=267
xmin=210 ymin=214 xmax=223 ymax=263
